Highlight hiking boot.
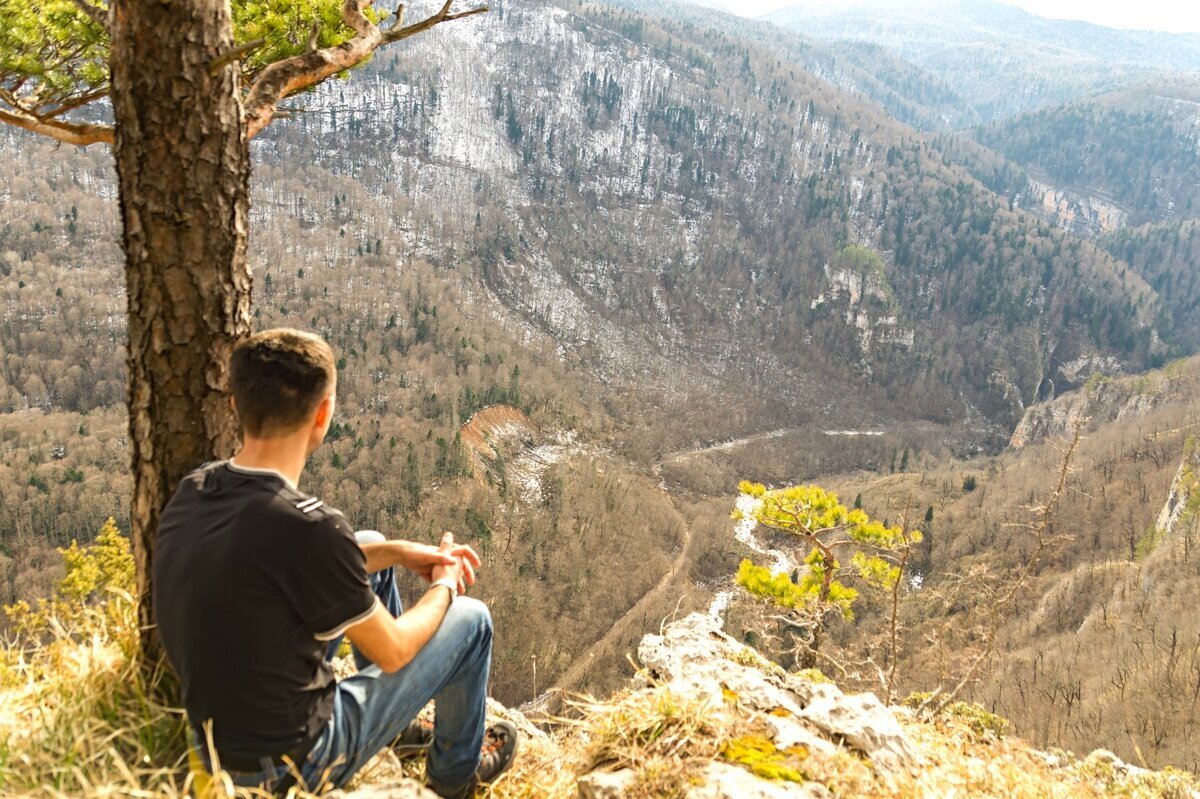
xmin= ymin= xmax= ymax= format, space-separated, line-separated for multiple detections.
xmin=391 ymin=715 xmax=434 ymax=757
xmin=426 ymin=720 xmax=520 ymax=799
xmin=476 ymin=720 xmax=519 ymax=785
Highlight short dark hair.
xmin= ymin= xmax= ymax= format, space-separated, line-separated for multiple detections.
xmin=230 ymin=329 xmax=336 ymax=437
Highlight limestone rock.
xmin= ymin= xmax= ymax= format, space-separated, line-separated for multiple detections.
xmin=487 ymin=697 xmax=549 ymax=742
xmin=763 ymin=713 xmax=838 ymax=757
xmin=638 ymin=613 xmax=919 ymax=775
xmin=577 ymin=768 xmax=636 ymax=798
xmin=688 ymin=762 xmax=832 ymax=799
xmin=799 ymin=684 xmax=920 ymax=771
xmin=326 ymin=780 xmax=438 ymax=799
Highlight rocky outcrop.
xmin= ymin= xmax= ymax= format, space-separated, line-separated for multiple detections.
xmin=635 ymin=614 xmax=920 ymax=778
xmin=1028 ymin=178 xmax=1128 ymax=238
xmin=1156 ymin=441 xmax=1200 ymax=541
xmin=567 ymin=613 xmax=922 ymax=797
xmin=459 ymin=405 xmax=540 ymax=469
xmin=1009 ymin=359 xmax=1198 ymax=449
xmin=333 ymin=612 xmax=1200 ymax=798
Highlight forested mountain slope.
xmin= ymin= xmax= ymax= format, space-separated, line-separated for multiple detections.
xmin=254 ymin=0 xmax=1167 ymax=441
xmin=970 ymin=84 xmax=1200 ymax=229
xmin=766 ymin=0 xmax=1200 ymax=124
xmin=1099 ymin=219 xmax=1200 ymax=352
xmin=815 ymin=356 xmax=1200 ymax=772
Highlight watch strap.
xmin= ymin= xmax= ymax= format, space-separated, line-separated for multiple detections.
xmin=432 ymin=576 xmax=458 ymax=599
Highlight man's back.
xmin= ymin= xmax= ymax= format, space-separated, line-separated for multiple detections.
xmin=154 ymin=461 xmax=374 ymax=771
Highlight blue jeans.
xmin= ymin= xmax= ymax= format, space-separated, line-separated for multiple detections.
xmin=227 ymin=531 xmax=493 ymax=796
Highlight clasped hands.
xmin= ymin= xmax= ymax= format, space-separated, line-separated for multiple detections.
xmin=400 ymin=532 xmax=481 ymax=595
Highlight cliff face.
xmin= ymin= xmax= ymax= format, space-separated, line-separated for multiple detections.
xmin=1008 ymin=356 xmax=1200 ymax=449
xmin=1156 ymin=439 xmax=1200 ymax=542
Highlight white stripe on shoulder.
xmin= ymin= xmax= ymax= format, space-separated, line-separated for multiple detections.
xmin=313 ymin=601 xmax=379 ymax=641
xmin=296 ymin=498 xmax=323 ymax=512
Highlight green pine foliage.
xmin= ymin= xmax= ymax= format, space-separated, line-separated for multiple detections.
xmin=0 ymin=0 xmax=108 ymax=118
xmin=0 ymin=0 xmax=380 ymax=122
xmin=735 ymin=559 xmax=810 ymax=611
xmin=732 ymin=481 xmax=918 ymax=625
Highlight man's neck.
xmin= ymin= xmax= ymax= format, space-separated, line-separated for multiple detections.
xmin=231 ymin=436 xmax=308 ymax=491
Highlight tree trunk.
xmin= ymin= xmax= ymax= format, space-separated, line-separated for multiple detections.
xmin=109 ymin=0 xmax=251 ymax=665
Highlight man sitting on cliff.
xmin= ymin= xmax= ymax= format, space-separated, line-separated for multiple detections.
xmin=153 ymin=328 xmax=517 ymax=798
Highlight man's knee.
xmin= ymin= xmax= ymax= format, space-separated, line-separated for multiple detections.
xmin=446 ymin=596 xmax=492 ymax=642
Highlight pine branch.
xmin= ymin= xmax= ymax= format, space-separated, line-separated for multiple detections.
xmin=243 ymin=0 xmax=487 ymax=139
xmin=208 ymin=39 xmax=266 ymax=77
xmin=0 ymin=105 xmax=113 ymax=147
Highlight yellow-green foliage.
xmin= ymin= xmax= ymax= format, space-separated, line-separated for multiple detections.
xmin=902 ymin=694 xmax=1011 ymax=742
xmin=5 ymin=517 xmax=135 ymax=645
xmin=735 ymin=559 xmax=811 ymax=611
xmin=1134 ymin=526 xmax=1166 ymax=561
xmin=1084 ymin=371 xmax=1116 ymax=393
xmin=730 ymin=645 xmax=786 ymax=678
xmin=721 ymin=734 xmax=807 ymax=783
xmin=0 ymin=520 xmax=187 ymax=798
xmin=793 ymin=668 xmax=832 ymax=685
xmin=232 ymin=0 xmax=383 ymax=78
xmin=835 ymin=245 xmax=895 ymax=305
xmin=944 ymin=702 xmax=1011 ymax=741
xmin=733 ymin=481 xmax=917 ymax=620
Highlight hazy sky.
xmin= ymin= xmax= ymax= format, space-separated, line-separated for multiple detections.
xmin=699 ymin=0 xmax=1200 ymax=34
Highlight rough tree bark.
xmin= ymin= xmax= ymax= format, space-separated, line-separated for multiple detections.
xmin=109 ymin=0 xmax=251 ymax=662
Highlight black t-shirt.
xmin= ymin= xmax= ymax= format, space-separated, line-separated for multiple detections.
xmin=153 ymin=461 xmax=376 ymax=771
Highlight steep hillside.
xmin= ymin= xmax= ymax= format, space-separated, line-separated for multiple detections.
xmin=1099 ymin=219 xmax=1200 ymax=352
xmin=972 ymin=84 xmax=1200 ymax=230
xmin=253 ymin=0 xmax=1167 ymax=440
xmin=766 ymin=0 xmax=1200 ymax=124
xmin=815 ymin=356 xmax=1200 ymax=771
xmin=4 ymin=555 xmax=1198 ymax=798
xmin=0 ymin=0 xmax=1192 ymax=726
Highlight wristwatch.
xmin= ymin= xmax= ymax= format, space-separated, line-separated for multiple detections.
xmin=432 ymin=576 xmax=458 ymax=600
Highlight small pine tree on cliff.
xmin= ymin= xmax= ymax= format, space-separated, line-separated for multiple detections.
xmin=733 ymin=480 xmax=919 ymax=668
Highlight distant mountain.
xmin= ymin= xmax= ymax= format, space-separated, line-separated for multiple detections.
xmin=971 ymin=84 xmax=1200 ymax=228
xmin=765 ymin=0 xmax=1200 ymax=124
xmin=246 ymin=0 xmax=1173 ymax=436
xmin=1099 ymin=219 xmax=1200 ymax=352
xmin=0 ymin=0 xmax=1183 ymax=444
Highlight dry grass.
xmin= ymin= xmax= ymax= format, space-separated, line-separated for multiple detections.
xmin=3 ymin=528 xmax=1198 ymax=798
xmin=0 ymin=591 xmax=191 ymax=798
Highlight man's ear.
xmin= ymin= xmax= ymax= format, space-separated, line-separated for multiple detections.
xmin=313 ymin=394 xmax=333 ymax=429
xmin=229 ymin=395 xmax=237 ymax=412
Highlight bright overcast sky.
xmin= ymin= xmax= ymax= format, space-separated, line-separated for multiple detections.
xmin=699 ymin=0 xmax=1200 ymax=34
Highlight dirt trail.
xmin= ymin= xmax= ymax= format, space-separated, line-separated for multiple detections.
xmin=660 ymin=427 xmax=796 ymax=463
xmin=549 ymin=502 xmax=693 ymax=698
xmin=525 ymin=426 xmax=822 ymax=714
xmin=543 ymin=430 xmax=792 ymax=705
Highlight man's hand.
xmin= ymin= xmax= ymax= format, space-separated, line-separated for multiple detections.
xmin=395 ymin=536 xmax=480 ymax=584
xmin=430 ymin=531 xmax=480 ymax=594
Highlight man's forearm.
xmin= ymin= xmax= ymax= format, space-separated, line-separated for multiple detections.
xmin=385 ymin=582 xmax=454 ymax=670
xmin=360 ymin=539 xmax=410 ymax=574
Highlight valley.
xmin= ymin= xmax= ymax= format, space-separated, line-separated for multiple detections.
xmin=2 ymin=0 xmax=1200 ymax=787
